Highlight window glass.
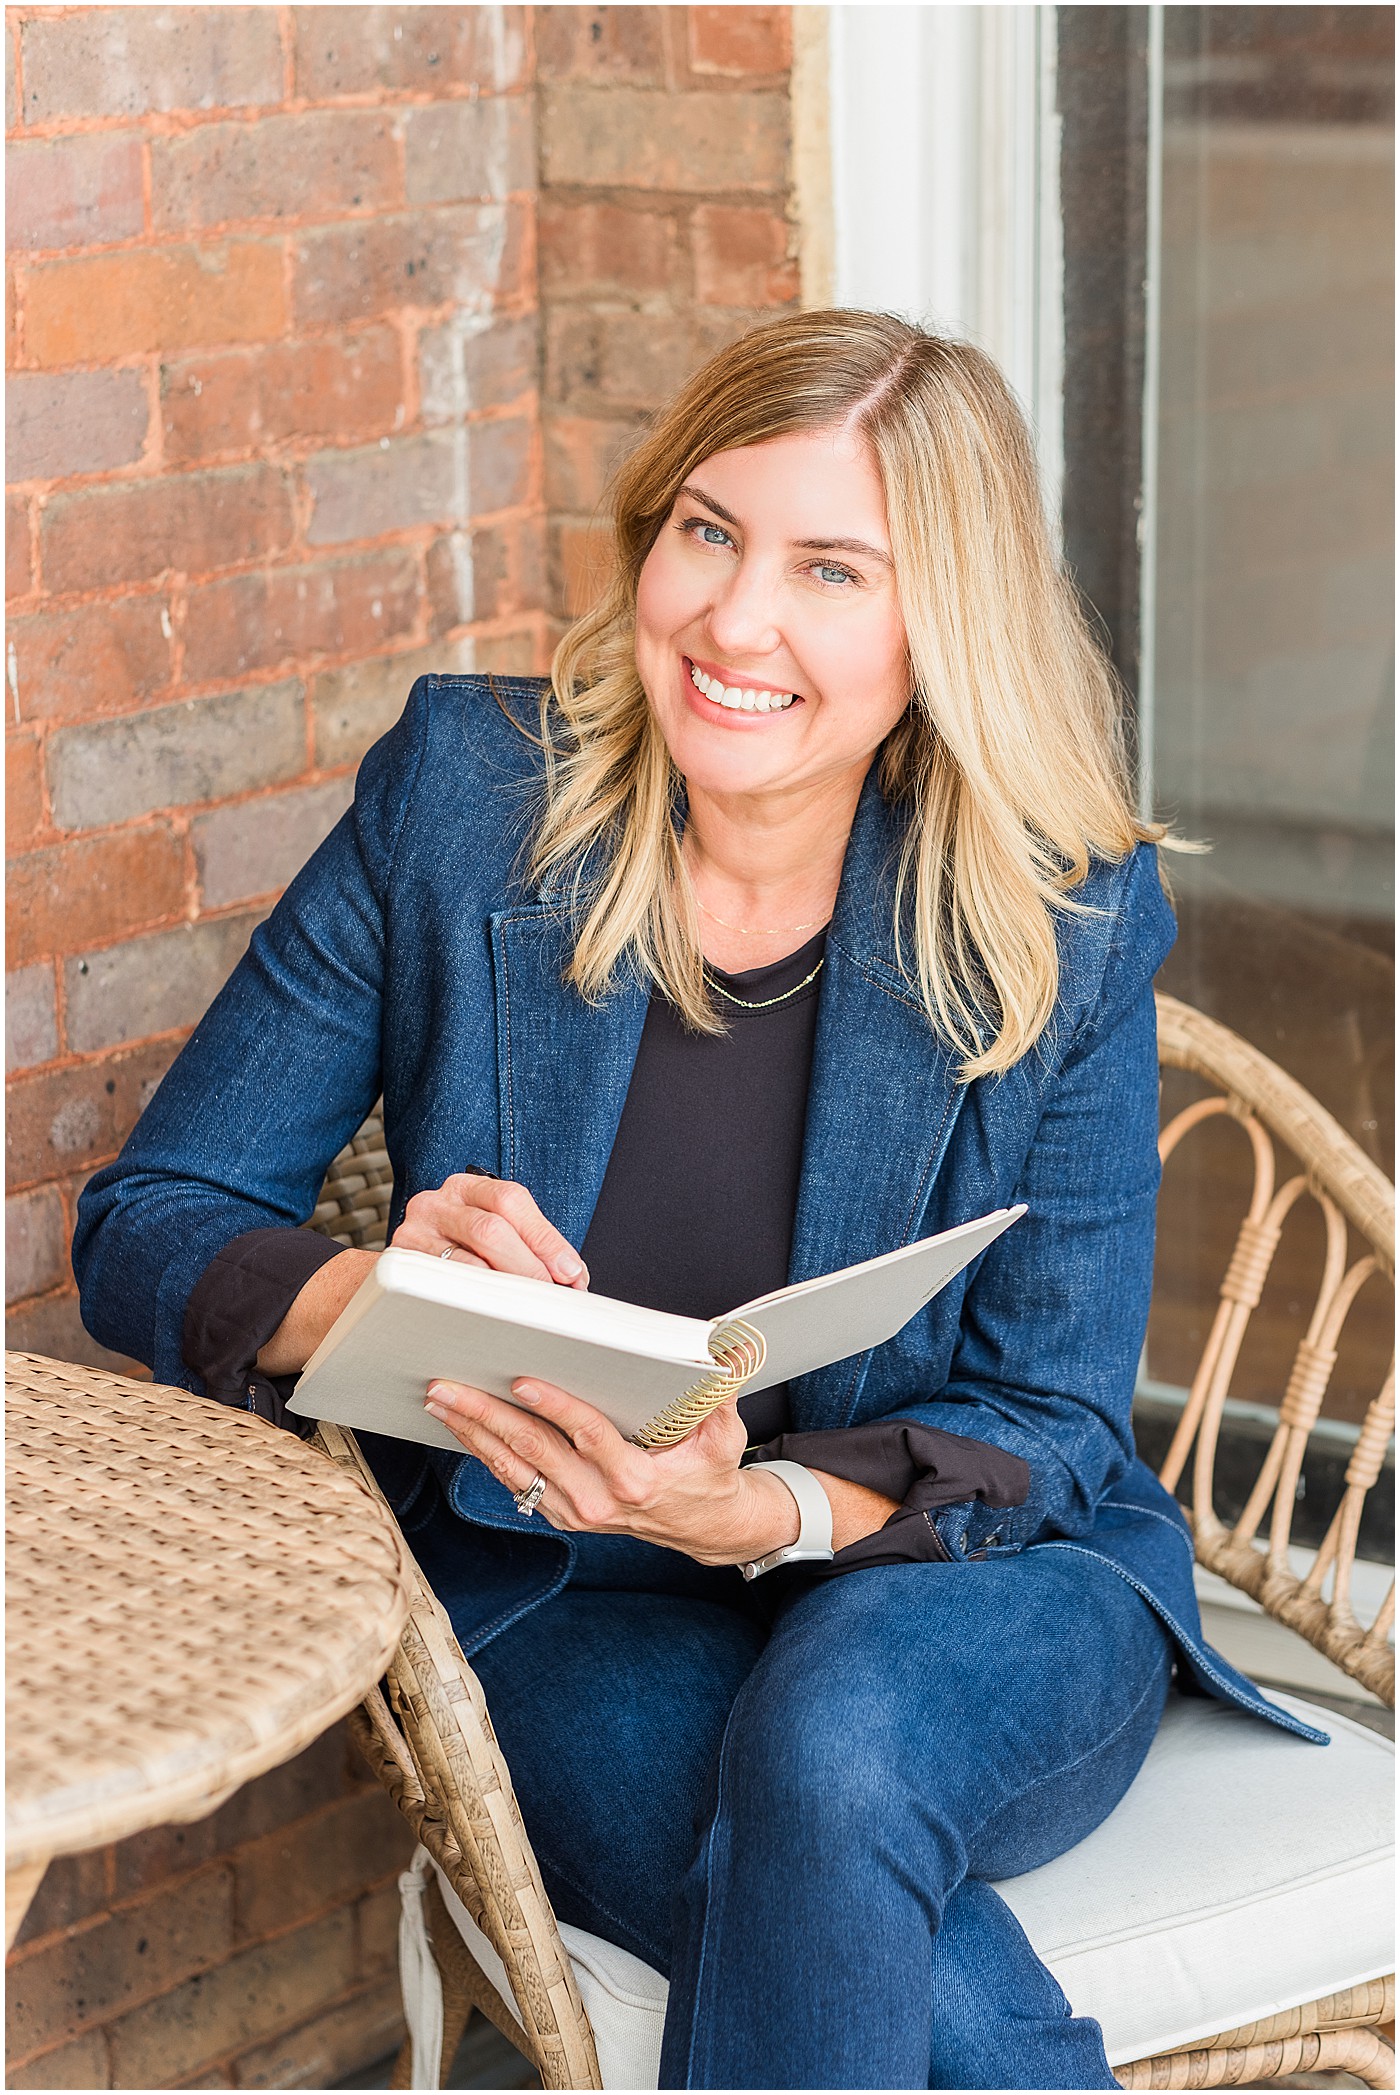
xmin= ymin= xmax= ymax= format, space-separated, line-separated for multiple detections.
xmin=1146 ymin=6 xmax=1393 ymax=1434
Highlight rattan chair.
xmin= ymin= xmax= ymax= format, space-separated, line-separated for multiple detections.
xmin=310 ymin=993 xmax=1395 ymax=2091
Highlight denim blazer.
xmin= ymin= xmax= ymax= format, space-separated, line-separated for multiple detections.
xmin=74 ymin=675 xmax=1322 ymax=1742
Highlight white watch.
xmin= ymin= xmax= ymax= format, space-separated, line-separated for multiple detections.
xmin=740 ymin=1460 xmax=835 ymax=1580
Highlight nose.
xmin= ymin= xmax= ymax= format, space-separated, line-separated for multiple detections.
xmin=704 ymin=554 xmax=784 ymax=664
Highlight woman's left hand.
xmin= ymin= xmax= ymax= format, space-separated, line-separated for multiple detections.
xmin=423 ymin=1376 xmax=803 ymax=1567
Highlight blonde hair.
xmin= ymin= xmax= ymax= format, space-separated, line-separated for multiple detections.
xmin=527 ymin=309 xmax=1166 ymax=1079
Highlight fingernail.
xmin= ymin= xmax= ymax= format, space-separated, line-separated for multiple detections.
xmin=513 ymin=1381 xmax=539 ymax=1404
xmin=424 ymin=1401 xmax=446 ymax=1420
xmin=557 ymin=1252 xmax=584 ymax=1280
xmin=426 ymin=1380 xmax=446 ymax=1401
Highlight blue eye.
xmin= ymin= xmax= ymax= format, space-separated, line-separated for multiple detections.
xmin=815 ymin=563 xmax=854 ymax=587
xmin=700 ymin=523 xmax=731 ymax=545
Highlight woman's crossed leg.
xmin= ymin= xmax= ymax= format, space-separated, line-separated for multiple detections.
xmin=471 ymin=1544 xmax=1171 ymax=2090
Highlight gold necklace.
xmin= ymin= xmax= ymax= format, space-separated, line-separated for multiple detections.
xmin=706 ymin=958 xmax=825 ymax=1011
xmin=696 ymin=896 xmax=832 ymax=937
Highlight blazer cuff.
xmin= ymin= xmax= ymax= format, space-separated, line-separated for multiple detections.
xmin=182 ymin=1226 xmax=348 ymax=1437
xmin=744 ymin=1418 xmax=1030 ymax=1574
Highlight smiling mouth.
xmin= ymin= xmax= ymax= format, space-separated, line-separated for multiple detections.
xmin=687 ymin=660 xmax=798 ymax=714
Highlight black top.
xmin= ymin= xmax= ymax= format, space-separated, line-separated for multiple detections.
xmin=181 ymin=930 xmax=1029 ymax=1566
xmin=580 ymin=930 xmax=828 ymax=1442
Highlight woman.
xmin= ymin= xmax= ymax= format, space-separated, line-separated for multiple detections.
xmin=75 ymin=312 xmax=1318 ymax=2091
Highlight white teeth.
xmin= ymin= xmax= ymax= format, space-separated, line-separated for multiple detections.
xmin=688 ymin=662 xmax=795 ymax=713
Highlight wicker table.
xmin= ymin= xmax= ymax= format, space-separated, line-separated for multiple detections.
xmin=5 ymin=1352 xmax=413 ymax=1947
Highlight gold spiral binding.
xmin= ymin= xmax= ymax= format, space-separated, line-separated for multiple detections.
xmin=630 ymin=1320 xmax=768 ymax=1449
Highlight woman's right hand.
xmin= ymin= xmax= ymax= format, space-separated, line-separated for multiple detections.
xmin=391 ymin=1174 xmax=590 ymax=1289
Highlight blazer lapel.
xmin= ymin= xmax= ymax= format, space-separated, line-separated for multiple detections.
xmin=489 ymin=902 xmax=648 ymax=1253
xmin=787 ymin=772 xmax=969 ymax=1428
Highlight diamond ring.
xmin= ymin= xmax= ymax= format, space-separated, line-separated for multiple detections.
xmin=514 ymin=1472 xmax=547 ymax=1517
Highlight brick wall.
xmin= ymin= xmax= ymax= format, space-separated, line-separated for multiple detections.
xmin=6 ymin=7 xmax=799 ymax=2087
xmin=6 ymin=1728 xmax=414 ymax=2090
xmin=535 ymin=3 xmax=797 ymax=625
xmin=6 ymin=2 xmax=543 ymax=1374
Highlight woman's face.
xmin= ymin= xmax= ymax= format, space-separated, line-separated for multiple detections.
xmin=633 ymin=425 xmax=911 ymax=806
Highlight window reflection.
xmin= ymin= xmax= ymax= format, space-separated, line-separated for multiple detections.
xmin=1145 ymin=6 xmax=1393 ymax=1433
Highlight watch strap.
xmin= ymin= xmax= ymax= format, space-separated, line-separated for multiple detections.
xmin=740 ymin=1459 xmax=835 ymax=1580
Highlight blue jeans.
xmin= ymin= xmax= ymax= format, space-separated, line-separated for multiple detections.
xmin=455 ymin=1530 xmax=1172 ymax=2090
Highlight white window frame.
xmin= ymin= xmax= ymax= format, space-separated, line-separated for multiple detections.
xmin=826 ymin=3 xmax=1065 ymax=527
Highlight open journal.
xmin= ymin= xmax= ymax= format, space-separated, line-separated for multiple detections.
xmin=289 ymin=1206 xmax=1026 ymax=1452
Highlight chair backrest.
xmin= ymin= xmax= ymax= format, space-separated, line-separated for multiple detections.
xmin=1155 ymin=994 xmax=1394 ymax=1707
xmin=310 ymin=994 xmax=1395 ymax=1707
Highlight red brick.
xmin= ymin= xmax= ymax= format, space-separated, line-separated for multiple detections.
xmin=291 ymin=6 xmax=528 ymax=98
xmin=472 ymin=413 xmax=535 ymax=516
xmin=309 ymin=640 xmax=473 ymax=768
xmin=41 ymin=463 xmax=294 ymax=595
xmin=291 ymin=202 xmax=531 ymax=331
xmin=10 ymin=1851 xmax=110 ymax=1951
xmin=472 ymin=619 xmax=549 ymax=675
xmin=687 ymin=5 xmax=791 ymax=76
xmin=693 ymin=203 xmax=798 ymax=306
xmin=304 ymin=424 xmax=530 ymax=545
xmin=6 ymin=135 xmax=145 ymax=255
xmin=403 ymin=97 xmax=536 ymax=206
xmin=19 ymin=9 xmax=283 ymax=124
xmin=539 ymin=86 xmax=788 ymax=192
xmin=8 ymin=492 xmax=34 ymax=601
xmin=7 ymin=369 xmax=150 ymax=485
xmin=109 ymin=1819 xmax=223 ymax=1905
xmin=5 ymin=1865 xmax=235 ymax=2062
xmin=427 ymin=516 xmax=546 ymax=630
xmin=151 ymin=111 xmax=401 ymax=235
xmin=7 ymin=963 xmax=59 ymax=1073
xmin=8 ymin=598 xmax=174 ymax=728
xmin=234 ymin=1791 xmax=411 ymax=1942
xmin=6 ymin=1037 xmax=180 ymax=1190
xmin=4 ymin=1285 xmax=146 ymax=1380
xmin=48 ymin=681 xmax=305 ymax=833
xmin=354 ymin=1878 xmax=403 ymax=1977
xmin=24 ymin=242 xmax=287 ymax=369
xmin=7 ymin=731 xmax=45 ymax=851
xmin=183 ymin=550 xmax=420 ymax=685
xmin=535 ymin=6 xmax=666 ymax=82
xmin=543 ymin=412 xmax=643 ymax=512
xmin=5 ymin=15 xmax=15 ymax=131
xmin=64 ymin=911 xmax=265 ymax=1056
xmin=6 ymin=826 xmax=186 ymax=972
xmin=545 ymin=304 xmax=747 ymax=414
xmin=538 ymin=198 xmax=679 ymax=301
xmin=207 ymin=1728 xmax=357 ymax=1856
xmin=231 ymin=1970 xmax=403 ymax=2090
xmin=5 ymin=1184 xmax=69 ymax=1305
xmin=105 ymin=1907 xmax=356 ymax=2088
xmin=4 ymin=2027 xmax=109 ymax=2090
xmin=418 ymin=313 xmax=537 ymax=422
xmin=162 ymin=330 xmax=404 ymax=464
xmin=193 ymin=775 xmax=355 ymax=911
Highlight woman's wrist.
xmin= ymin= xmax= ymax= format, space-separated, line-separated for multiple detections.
xmin=716 ymin=1464 xmax=804 ymax=1567
xmin=255 ymin=1247 xmax=377 ymax=1376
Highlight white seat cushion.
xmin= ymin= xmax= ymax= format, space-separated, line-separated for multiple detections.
xmin=421 ymin=1689 xmax=1393 ymax=2087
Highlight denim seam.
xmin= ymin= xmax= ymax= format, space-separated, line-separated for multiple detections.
xmin=526 ymin=1836 xmax=673 ymax=1972
xmin=382 ymin=672 xmax=434 ymax=902
xmin=1040 ymin=1543 xmax=1329 ymax=1743
xmin=500 ymin=917 xmax=516 ymax=1181
xmin=680 ymin=1662 xmax=752 ymax=2088
xmin=969 ymin=1643 xmax=1170 ymax=1871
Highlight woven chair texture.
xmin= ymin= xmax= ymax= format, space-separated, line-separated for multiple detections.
xmin=310 ymin=994 xmax=1395 ymax=2090
xmin=5 ymin=1357 xmax=414 ymax=1876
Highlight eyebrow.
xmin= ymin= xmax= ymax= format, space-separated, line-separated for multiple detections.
xmin=678 ymin=484 xmax=893 ymax=569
